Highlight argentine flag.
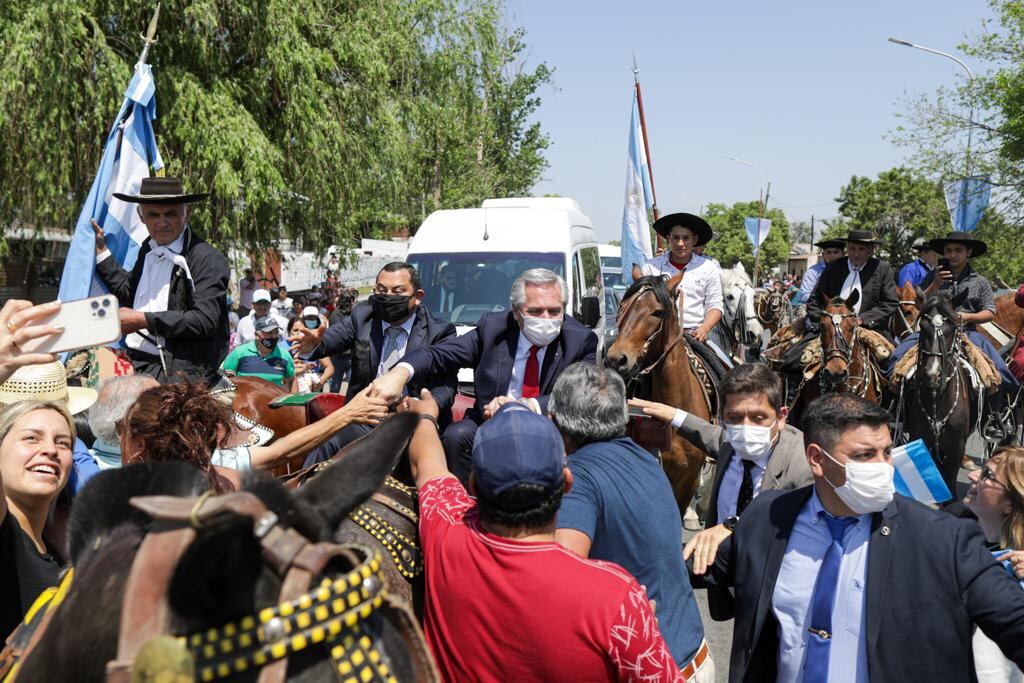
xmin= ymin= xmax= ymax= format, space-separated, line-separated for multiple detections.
xmin=744 ymin=217 xmax=771 ymax=254
xmin=58 ymin=64 xmax=164 ymax=302
xmin=892 ymin=439 xmax=952 ymax=505
xmin=620 ymin=91 xmax=654 ymax=286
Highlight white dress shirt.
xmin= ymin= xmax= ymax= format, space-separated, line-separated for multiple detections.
xmin=640 ymin=253 xmax=725 ymax=329
xmin=377 ymin=314 xmax=417 ymax=379
xmin=97 ymin=230 xmax=190 ymax=356
xmin=771 ymin=489 xmax=871 ymax=683
xmin=506 ymin=332 xmax=549 ymax=400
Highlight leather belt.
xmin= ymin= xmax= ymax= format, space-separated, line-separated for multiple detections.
xmin=681 ymin=639 xmax=711 ymax=682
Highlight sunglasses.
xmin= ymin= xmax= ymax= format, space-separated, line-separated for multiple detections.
xmin=979 ymin=466 xmax=1005 ymax=488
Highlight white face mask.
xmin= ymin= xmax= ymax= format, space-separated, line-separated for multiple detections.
xmin=821 ymin=448 xmax=895 ymax=515
xmin=725 ymin=422 xmax=776 ymax=461
xmin=520 ymin=314 xmax=562 ymax=347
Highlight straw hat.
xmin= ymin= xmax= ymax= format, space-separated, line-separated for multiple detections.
xmin=0 ymin=361 xmax=98 ymax=415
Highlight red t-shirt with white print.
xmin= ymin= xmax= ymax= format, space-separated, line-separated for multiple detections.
xmin=418 ymin=475 xmax=683 ymax=682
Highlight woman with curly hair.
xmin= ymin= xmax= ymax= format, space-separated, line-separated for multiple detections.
xmin=119 ymin=381 xmax=388 ymax=491
xmin=963 ymin=446 xmax=1024 ymax=682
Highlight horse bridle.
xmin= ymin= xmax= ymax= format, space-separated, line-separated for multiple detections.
xmin=819 ymin=311 xmax=866 ymax=392
xmin=731 ymin=287 xmax=760 ymax=343
xmin=757 ymin=291 xmax=786 ymax=325
xmin=914 ymin=312 xmax=966 ymax=453
xmin=893 ymin=298 xmax=919 ymax=338
xmin=617 ymin=283 xmax=686 ymax=387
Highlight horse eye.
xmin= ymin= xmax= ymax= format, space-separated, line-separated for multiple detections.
xmin=651 ymin=310 xmax=666 ymax=319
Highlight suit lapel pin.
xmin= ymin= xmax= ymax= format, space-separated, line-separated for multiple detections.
xmin=880 ymin=525 xmax=891 ymax=536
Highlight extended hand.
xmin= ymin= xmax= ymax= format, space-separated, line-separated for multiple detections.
xmin=288 ymin=323 xmax=324 ymax=355
xmin=91 ymin=219 xmax=107 ymax=256
xmin=368 ymin=366 xmax=411 ymax=404
xmin=627 ymin=397 xmax=676 ymax=424
xmin=0 ymin=300 xmax=63 ymax=383
xmin=483 ymin=396 xmax=514 ymax=420
xmin=342 ymin=386 xmax=389 ymax=426
xmin=397 ymin=388 xmax=441 ymax=419
xmin=997 ymin=549 xmax=1024 ymax=580
xmin=118 ymin=308 xmax=149 ymax=335
xmin=683 ymin=523 xmax=733 ymax=576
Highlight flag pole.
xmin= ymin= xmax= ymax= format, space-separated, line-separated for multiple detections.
xmin=753 ymin=181 xmax=771 ymax=286
xmin=633 ymin=55 xmax=661 ymax=251
xmin=137 ymin=3 xmax=161 ymax=68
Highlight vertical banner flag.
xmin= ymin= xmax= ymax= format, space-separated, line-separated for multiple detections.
xmin=943 ymin=175 xmax=991 ymax=233
xmin=892 ymin=439 xmax=952 ymax=505
xmin=620 ymin=91 xmax=654 ymax=286
xmin=744 ymin=217 xmax=771 ymax=254
xmin=58 ymin=64 xmax=164 ymax=302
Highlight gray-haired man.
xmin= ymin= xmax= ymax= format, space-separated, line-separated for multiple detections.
xmin=375 ymin=268 xmax=599 ymax=483
xmin=88 ymin=374 xmax=159 ymax=468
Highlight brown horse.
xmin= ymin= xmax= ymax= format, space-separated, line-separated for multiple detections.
xmin=979 ymin=291 xmax=1024 ymax=350
xmin=606 ymin=269 xmax=713 ymax=515
xmin=890 ymin=281 xmax=920 ymax=341
xmin=756 ymin=288 xmax=790 ymax=337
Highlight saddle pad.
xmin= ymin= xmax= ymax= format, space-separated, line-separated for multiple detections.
xmin=981 ymin=321 xmax=1014 ymax=348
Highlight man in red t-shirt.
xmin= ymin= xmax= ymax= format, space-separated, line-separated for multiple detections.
xmin=400 ymin=390 xmax=685 ymax=682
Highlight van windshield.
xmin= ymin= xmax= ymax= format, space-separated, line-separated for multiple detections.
xmin=407 ymin=252 xmax=565 ymax=325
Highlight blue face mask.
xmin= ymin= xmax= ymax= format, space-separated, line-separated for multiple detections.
xmin=303 ymin=318 xmax=321 ymax=330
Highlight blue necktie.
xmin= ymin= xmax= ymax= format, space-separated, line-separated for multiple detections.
xmin=803 ymin=514 xmax=856 ymax=683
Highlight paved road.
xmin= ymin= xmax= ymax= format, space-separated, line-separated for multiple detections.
xmin=684 ymin=437 xmax=986 ymax=682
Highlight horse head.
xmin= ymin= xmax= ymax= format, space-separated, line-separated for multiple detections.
xmin=606 ymin=267 xmax=683 ymax=379
xmin=721 ymin=265 xmax=764 ymax=343
xmin=893 ymin=280 xmax=921 ymax=339
xmin=24 ymin=414 xmax=424 ymax=682
xmin=915 ymin=286 xmax=968 ymax=392
xmin=818 ymin=290 xmax=861 ymax=389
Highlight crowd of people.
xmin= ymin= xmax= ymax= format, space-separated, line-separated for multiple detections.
xmin=2 ymin=188 xmax=1024 ymax=681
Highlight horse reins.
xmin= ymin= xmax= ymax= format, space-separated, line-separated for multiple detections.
xmin=914 ymin=313 xmax=967 ymax=459
xmin=617 ymin=284 xmax=687 ymax=388
xmin=819 ymin=311 xmax=869 ymax=395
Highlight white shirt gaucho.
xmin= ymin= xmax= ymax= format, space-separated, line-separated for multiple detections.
xmin=640 ymin=253 xmax=724 ymax=331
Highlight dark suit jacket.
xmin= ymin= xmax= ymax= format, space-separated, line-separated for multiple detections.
xmin=95 ymin=227 xmax=229 ymax=382
xmin=677 ymin=415 xmax=812 ymax=620
xmin=805 ymin=256 xmax=898 ymax=333
xmin=699 ymin=487 xmax=1024 ymax=682
xmin=310 ymin=303 xmax=458 ymax=420
xmin=401 ymin=312 xmax=599 ymax=420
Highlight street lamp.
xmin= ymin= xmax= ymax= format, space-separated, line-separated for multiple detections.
xmin=888 ymin=37 xmax=977 ymax=175
xmin=727 ymin=155 xmax=770 ymax=284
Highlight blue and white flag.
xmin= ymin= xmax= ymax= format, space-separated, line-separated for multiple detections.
xmin=944 ymin=175 xmax=991 ymax=233
xmin=58 ymin=64 xmax=164 ymax=302
xmin=744 ymin=217 xmax=771 ymax=253
xmin=892 ymin=439 xmax=952 ymax=505
xmin=620 ymin=91 xmax=654 ymax=286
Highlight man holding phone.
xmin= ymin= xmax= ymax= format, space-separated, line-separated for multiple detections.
xmin=93 ymin=176 xmax=229 ymax=383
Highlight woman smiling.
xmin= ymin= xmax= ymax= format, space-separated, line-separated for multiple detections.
xmin=0 ymin=400 xmax=74 ymax=639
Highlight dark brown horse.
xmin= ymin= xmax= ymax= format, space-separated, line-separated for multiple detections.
xmin=890 ymin=281 xmax=921 ymax=342
xmin=606 ymin=269 xmax=713 ymax=515
xmin=903 ymin=289 xmax=974 ymax=495
xmin=8 ymin=414 xmax=437 ymax=682
xmin=756 ymin=288 xmax=791 ymax=338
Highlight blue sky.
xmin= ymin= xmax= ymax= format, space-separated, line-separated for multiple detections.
xmin=507 ymin=0 xmax=993 ymax=242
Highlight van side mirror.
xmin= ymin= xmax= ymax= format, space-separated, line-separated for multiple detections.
xmin=581 ymin=295 xmax=601 ymax=328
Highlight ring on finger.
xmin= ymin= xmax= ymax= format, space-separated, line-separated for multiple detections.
xmin=5 ymin=320 xmax=17 ymax=334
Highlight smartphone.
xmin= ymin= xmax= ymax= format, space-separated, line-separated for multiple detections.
xmin=19 ymin=295 xmax=122 ymax=354
xmin=939 ymin=258 xmax=952 ymax=271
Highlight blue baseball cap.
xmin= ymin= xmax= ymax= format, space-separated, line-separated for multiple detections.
xmin=471 ymin=402 xmax=566 ymax=500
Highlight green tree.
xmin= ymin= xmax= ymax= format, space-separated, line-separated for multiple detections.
xmin=0 ymin=0 xmax=551 ymax=254
xmin=703 ymin=200 xmax=790 ymax=278
xmin=833 ymin=167 xmax=948 ymax=268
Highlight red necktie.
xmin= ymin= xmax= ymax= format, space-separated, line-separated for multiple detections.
xmin=522 ymin=345 xmax=540 ymax=399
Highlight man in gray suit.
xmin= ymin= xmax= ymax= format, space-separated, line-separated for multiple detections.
xmin=630 ymin=362 xmax=812 ymax=620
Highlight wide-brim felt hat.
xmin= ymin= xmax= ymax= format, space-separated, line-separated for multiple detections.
xmin=837 ymin=229 xmax=882 ymax=245
xmin=113 ymin=176 xmax=208 ymax=205
xmin=652 ymin=212 xmax=714 ymax=246
xmin=814 ymin=239 xmax=846 ymax=250
xmin=0 ymin=361 xmax=97 ymax=415
xmin=929 ymin=232 xmax=988 ymax=257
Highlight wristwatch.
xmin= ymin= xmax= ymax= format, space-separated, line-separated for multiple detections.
xmin=722 ymin=516 xmax=739 ymax=531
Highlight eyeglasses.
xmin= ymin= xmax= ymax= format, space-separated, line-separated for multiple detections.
xmin=979 ymin=466 xmax=1005 ymax=488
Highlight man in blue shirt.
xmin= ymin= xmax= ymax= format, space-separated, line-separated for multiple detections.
xmin=550 ymin=362 xmax=711 ymax=680
xmin=897 ymin=242 xmax=937 ymax=288
xmin=793 ymin=239 xmax=845 ymax=305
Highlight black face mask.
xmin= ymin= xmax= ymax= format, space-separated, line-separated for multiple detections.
xmin=370 ymin=294 xmax=413 ymax=323
xmin=259 ymin=337 xmax=277 ymax=349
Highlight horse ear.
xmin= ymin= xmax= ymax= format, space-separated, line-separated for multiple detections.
xmin=817 ymin=289 xmax=830 ymax=307
xmin=297 ymin=413 xmax=419 ymax=529
xmin=631 ymin=264 xmax=643 ymax=282
xmin=845 ymin=288 xmax=860 ymax=311
xmin=914 ymin=285 xmax=927 ymax=309
xmin=666 ymin=268 xmax=684 ymax=293
xmin=950 ymin=286 xmax=969 ymax=310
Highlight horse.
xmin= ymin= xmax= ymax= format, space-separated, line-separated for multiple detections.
xmin=719 ymin=263 xmax=765 ymax=361
xmin=7 ymin=414 xmax=438 ymax=683
xmin=889 ymin=281 xmax=921 ymax=342
xmin=606 ymin=268 xmax=714 ymax=515
xmin=902 ymin=289 xmax=974 ymax=496
xmin=755 ymin=287 xmax=791 ymax=338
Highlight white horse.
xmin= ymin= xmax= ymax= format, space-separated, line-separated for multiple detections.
xmin=719 ymin=262 xmax=764 ymax=351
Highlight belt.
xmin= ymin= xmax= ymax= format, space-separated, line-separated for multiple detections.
xmin=681 ymin=639 xmax=711 ymax=682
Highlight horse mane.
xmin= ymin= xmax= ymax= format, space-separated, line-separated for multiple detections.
xmin=723 ymin=262 xmax=753 ymax=288
xmin=623 ymin=274 xmax=674 ymax=312
xmin=919 ymin=290 xmax=958 ymax=319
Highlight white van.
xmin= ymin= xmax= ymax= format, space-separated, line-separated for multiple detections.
xmin=406 ymin=197 xmax=605 ymax=383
